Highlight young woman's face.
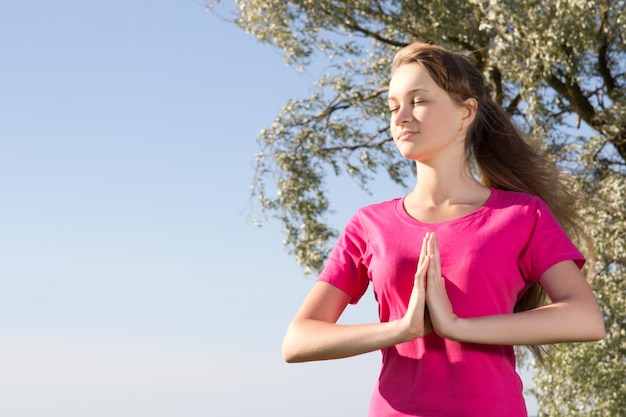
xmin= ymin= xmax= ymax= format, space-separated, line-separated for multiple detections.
xmin=388 ymin=63 xmax=467 ymax=163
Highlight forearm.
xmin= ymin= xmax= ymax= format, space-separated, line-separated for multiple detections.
xmin=441 ymin=301 xmax=605 ymax=345
xmin=282 ymin=318 xmax=408 ymax=363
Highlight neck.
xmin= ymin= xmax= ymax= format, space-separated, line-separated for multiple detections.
xmin=410 ymin=158 xmax=486 ymax=206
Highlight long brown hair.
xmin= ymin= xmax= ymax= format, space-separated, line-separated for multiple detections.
xmin=392 ymin=42 xmax=585 ymax=364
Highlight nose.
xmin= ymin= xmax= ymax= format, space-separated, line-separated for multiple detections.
xmin=393 ymin=104 xmax=412 ymax=126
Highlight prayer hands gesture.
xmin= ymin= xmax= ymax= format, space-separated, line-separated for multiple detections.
xmin=402 ymin=232 xmax=458 ymax=341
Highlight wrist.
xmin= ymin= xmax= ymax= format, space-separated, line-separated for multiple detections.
xmin=435 ymin=316 xmax=462 ymax=341
xmin=390 ymin=318 xmax=414 ymax=344
xmin=392 ymin=317 xmax=431 ymax=344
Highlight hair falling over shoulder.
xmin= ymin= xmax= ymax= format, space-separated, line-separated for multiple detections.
xmin=393 ymin=42 xmax=590 ymax=365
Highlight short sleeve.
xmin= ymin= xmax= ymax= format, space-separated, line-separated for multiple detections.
xmin=317 ymin=212 xmax=370 ymax=304
xmin=518 ymin=197 xmax=585 ymax=283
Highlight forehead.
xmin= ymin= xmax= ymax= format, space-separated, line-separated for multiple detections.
xmin=388 ymin=63 xmax=438 ymax=98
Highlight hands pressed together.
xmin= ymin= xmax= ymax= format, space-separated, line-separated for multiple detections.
xmin=284 ymin=227 xmax=603 ymax=363
xmin=401 ymin=232 xmax=458 ymax=341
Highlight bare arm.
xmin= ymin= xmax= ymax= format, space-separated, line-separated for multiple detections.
xmin=283 ymin=237 xmax=433 ymax=363
xmin=282 ymin=282 xmax=403 ymax=362
xmin=425 ymin=232 xmax=605 ymax=345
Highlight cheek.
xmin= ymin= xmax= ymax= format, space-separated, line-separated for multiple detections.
xmin=389 ymin=117 xmax=400 ymax=136
xmin=428 ymin=107 xmax=460 ymax=131
xmin=423 ymin=106 xmax=449 ymax=121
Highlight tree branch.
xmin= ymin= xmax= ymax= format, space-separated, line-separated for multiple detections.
xmin=546 ymin=72 xmax=596 ymax=128
xmin=318 ymin=128 xmax=392 ymax=154
xmin=316 ymin=3 xmax=406 ymax=47
xmin=596 ymin=6 xmax=616 ymax=94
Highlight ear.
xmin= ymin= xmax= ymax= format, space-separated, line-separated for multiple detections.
xmin=461 ymin=98 xmax=478 ymax=125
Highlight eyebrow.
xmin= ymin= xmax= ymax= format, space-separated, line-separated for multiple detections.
xmin=388 ymin=88 xmax=430 ymax=101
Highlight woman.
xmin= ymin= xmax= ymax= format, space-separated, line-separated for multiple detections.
xmin=282 ymin=42 xmax=605 ymax=417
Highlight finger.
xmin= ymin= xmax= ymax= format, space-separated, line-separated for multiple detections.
xmin=431 ymin=233 xmax=442 ymax=278
xmin=410 ymin=255 xmax=429 ymax=311
xmin=425 ymin=261 xmax=441 ymax=308
xmin=427 ymin=254 xmax=438 ymax=278
xmin=431 ymin=232 xmax=438 ymax=255
xmin=425 ymin=232 xmax=434 ymax=257
xmin=415 ymin=252 xmax=430 ymax=281
xmin=418 ymin=233 xmax=429 ymax=264
xmin=426 ymin=254 xmax=444 ymax=295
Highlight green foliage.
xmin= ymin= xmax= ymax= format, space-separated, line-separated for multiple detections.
xmin=532 ymin=267 xmax=626 ymax=417
xmin=531 ymin=171 xmax=626 ymax=416
xmin=209 ymin=0 xmax=626 ymax=413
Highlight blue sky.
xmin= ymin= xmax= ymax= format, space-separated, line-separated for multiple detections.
xmin=0 ymin=1 xmax=536 ymax=416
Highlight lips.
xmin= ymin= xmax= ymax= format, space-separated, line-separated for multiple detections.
xmin=398 ymin=130 xmax=418 ymax=141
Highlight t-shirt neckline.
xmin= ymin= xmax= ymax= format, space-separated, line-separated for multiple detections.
xmin=396 ymin=187 xmax=497 ymax=227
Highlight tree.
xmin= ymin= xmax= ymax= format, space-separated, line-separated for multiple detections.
xmin=208 ymin=0 xmax=626 ymax=414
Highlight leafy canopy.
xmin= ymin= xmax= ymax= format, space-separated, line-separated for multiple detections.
xmin=209 ymin=1 xmax=626 ymax=415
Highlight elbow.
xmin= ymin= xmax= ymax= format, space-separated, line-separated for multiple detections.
xmin=282 ymin=350 xmax=300 ymax=364
xmin=282 ymin=341 xmax=308 ymax=364
xmin=589 ymin=316 xmax=606 ymax=342
xmin=282 ymin=339 xmax=297 ymax=363
xmin=580 ymin=307 xmax=606 ymax=342
xmin=282 ymin=323 xmax=319 ymax=363
xmin=282 ymin=328 xmax=304 ymax=363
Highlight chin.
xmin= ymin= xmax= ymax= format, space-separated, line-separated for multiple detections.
xmin=396 ymin=147 xmax=424 ymax=161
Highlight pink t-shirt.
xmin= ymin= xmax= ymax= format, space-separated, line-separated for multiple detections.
xmin=318 ymin=188 xmax=584 ymax=417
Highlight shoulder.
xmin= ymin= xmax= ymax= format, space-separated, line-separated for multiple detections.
xmin=483 ymin=188 xmax=557 ymax=234
xmin=491 ymin=188 xmax=541 ymax=205
xmin=356 ymin=198 xmax=402 ymax=216
xmin=343 ymin=197 xmax=404 ymax=236
xmin=489 ymin=188 xmax=548 ymax=213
